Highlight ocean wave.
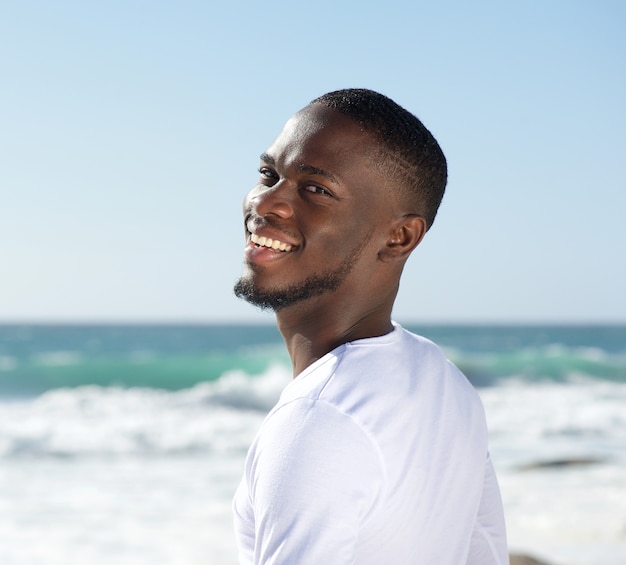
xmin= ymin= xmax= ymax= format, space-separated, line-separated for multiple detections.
xmin=0 ymin=365 xmax=290 ymax=459
xmin=1 ymin=343 xmax=623 ymax=399
xmin=480 ymin=380 xmax=626 ymax=470
xmin=450 ymin=345 xmax=626 ymax=386
xmin=2 ymin=325 xmax=625 ymax=395
xmin=0 ymin=348 xmax=291 ymax=396
xmin=3 ymin=361 xmax=626 ymax=463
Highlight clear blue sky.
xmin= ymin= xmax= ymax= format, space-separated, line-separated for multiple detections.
xmin=1 ymin=1 xmax=624 ymax=323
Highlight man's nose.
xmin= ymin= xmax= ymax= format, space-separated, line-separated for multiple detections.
xmin=246 ymin=181 xmax=294 ymax=219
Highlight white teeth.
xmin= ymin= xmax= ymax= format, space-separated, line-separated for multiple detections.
xmin=250 ymin=233 xmax=293 ymax=252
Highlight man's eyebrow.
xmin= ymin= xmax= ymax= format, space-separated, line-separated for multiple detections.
xmin=297 ymin=163 xmax=339 ymax=184
xmin=259 ymin=152 xmax=275 ymax=165
xmin=259 ymin=152 xmax=339 ymax=184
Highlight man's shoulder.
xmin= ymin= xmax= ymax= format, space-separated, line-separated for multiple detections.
xmin=341 ymin=323 xmax=452 ymax=373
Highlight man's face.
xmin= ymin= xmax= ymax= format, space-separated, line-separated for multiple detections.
xmin=234 ymin=104 xmax=394 ymax=312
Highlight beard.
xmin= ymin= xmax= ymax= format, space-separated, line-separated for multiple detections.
xmin=233 ymin=238 xmax=370 ymax=312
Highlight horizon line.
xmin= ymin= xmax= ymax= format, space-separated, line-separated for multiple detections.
xmin=1 ymin=318 xmax=625 ymax=327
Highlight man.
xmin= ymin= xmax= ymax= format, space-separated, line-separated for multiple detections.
xmin=232 ymin=88 xmax=508 ymax=564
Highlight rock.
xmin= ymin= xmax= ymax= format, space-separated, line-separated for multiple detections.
xmin=509 ymin=553 xmax=554 ymax=565
xmin=516 ymin=456 xmax=606 ymax=471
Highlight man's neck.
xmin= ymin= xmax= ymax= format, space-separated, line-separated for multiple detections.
xmin=275 ymin=301 xmax=394 ymax=377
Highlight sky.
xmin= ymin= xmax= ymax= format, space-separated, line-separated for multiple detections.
xmin=1 ymin=0 xmax=624 ymax=324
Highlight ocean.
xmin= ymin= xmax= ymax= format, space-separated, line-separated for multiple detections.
xmin=1 ymin=323 xmax=625 ymax=565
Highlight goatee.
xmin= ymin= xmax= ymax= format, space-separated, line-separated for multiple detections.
xmin=233 ymin=238 xmax=370 ymax=312
xmin=234 ymin=268 xmax=348 ymax=312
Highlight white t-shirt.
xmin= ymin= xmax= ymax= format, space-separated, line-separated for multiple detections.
xmin=233 ymin=323 xmax=508 ymax=564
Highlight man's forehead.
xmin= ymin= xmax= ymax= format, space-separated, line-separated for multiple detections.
xmin=269 ymin=104 xmax=371 ymax=154
xmin=280 ymin=104 xmax=333 ymax=137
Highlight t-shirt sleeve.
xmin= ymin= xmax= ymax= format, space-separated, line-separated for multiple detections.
xmin=245 ymin=397 xmax=385 ymax=565
xmin=466 ymin=454 xmax=509 ymax=565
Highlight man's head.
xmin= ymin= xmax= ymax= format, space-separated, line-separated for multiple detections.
xmin=234 ymin=89 xmax=447 ymax=313
xmin=310 ymin=88 xmax=447 ymax=230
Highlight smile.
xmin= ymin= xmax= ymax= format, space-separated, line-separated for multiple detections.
xmin=250 ymin=233 xmax=294 ymax=252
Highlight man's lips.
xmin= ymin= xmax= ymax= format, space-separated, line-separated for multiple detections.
xmin=249 ymin=232 xmax=294 ymax=252
xmin=244 ymin=223 xmax=299 ymax=264
xmin=245 ymin=214 xmax=298 ymax=254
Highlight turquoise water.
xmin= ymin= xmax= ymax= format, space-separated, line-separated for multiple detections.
xmin=0 ymin=324 xmax=286 ymax=395
xmin=1 ymin=324 xmax=624 ymax=395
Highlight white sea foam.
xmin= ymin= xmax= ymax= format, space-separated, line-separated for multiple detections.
xmin=482 ymin=380 xmax=626 ymax=465
xmin=481 ymin=381 xmax=626 ymax=565
xmin=0 ymin=364 xmax=290 ymax=459
xmin=0 ymin=367 xmax=291 ymax=565
xmin=1 ymin=370 xmax=625 ymax=564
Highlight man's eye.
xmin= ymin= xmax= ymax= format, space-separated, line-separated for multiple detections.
xmin=303 ymin=185 xmax=330 ymax=195
xmin=259 ymin=167 xmax=278 ymax=181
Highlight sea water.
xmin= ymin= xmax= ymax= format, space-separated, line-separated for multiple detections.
xmin=1 ymin=324 xmax=625 ymax=565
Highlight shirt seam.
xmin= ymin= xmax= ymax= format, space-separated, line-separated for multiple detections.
xmin=473 ymin=521 xmax=505 ymax=565
xmin=267 ymin=390 xmax=390 ymax=524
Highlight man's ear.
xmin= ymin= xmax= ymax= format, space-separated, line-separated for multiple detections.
xmin=379 ymin=214 xmax=427 ymax=262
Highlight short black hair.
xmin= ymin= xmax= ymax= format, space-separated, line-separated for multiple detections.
xmin=310 ymin=88 xmax=447 ymax=230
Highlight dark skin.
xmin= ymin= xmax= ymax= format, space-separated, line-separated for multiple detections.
xmin=240 ymin=104 xmax=427 ymax=376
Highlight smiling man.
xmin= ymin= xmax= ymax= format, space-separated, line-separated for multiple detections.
xmin=232 ymin=89 xmax=508 ymax=565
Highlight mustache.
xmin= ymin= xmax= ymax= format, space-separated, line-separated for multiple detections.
xmin=245 ymin=211 xmax=298 ymax=240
